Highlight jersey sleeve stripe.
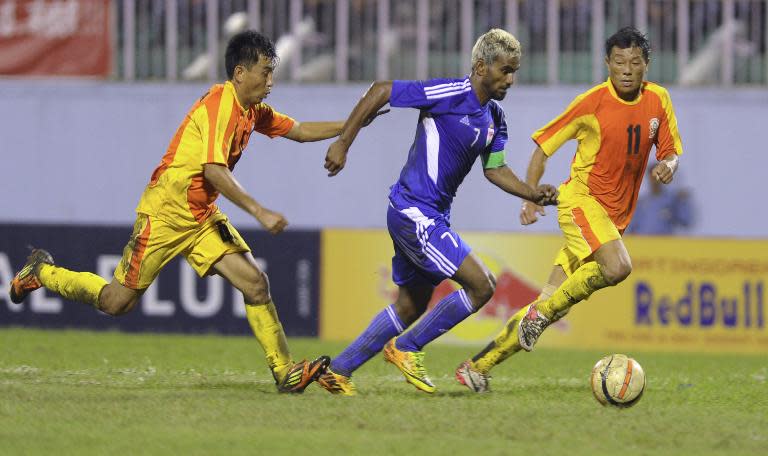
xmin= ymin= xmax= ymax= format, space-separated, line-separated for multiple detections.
xmin=424 ymin=79 xmax=470 ymax=95
xmin=423 ymin=79 xmax=470 ymax=93
xmin=426 ymin=86 xmax=472 ymax=100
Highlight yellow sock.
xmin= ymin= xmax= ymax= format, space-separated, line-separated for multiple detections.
xmin=37 ymin=264 xmax=107 ymax=307
xmin=245 ymin=301 xmax=292 ymax=381
xmin=537 ymin=261 xmax=609 ymax=320
xmin=472 ymin=286 xmax=557 ymax=373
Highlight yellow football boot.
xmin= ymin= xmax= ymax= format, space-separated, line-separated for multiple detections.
xmin=383 ymin=338 xmax=435 ymax=393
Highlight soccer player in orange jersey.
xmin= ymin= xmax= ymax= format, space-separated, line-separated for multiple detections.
xmin=456 ymin=27 xmax=683 ymax=393
xmin=9 ymin=31 xmax=382 ymax=393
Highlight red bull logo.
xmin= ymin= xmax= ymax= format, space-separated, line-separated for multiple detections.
xmin=635 ymin=280 xmax=765 ymax=328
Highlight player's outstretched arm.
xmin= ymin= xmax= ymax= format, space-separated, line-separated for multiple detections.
xmin=651 ymin=154 xmax=679 ymax=184
xmin=281 ymin=109 xmax=390 ymax=143
xmin=484 ymin=164 xmax=559 ymax=207
xmin=203 ymin=164 xmax=288 ymax=234
xmin=283 ymin=121 xmax=345 ymax=142
xmin=324 ymin=81 xmax=393 ymax=176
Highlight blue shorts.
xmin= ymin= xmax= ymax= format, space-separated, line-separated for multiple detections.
xmin=387 ymin=202 xmax=471 ymax=286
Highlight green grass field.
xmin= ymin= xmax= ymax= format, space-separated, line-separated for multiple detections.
xmin=1 ymin=328 xmax=765 ymax=455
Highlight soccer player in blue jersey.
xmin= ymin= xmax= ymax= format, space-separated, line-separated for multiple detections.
xmin=317 ymin=29 xmax=559 ymax=395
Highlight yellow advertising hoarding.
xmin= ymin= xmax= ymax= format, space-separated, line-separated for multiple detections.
xmin=321 ymin=229 xmax=767 ymax=354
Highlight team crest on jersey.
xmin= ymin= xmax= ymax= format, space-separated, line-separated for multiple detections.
xmin=486 ymin=122 xmax=495 ymax=146
xmin=648 ymin=118 xmax=659 ymax=139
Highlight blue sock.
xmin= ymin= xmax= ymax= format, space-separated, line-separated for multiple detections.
xmin=330 ymin=304 xmax=406 ymax=377
xmin=396 ymin=289 xmax=475 ymax=352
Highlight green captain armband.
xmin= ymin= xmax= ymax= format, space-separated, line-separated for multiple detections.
xmin=482 ymin=150 xmax=507 ymax=169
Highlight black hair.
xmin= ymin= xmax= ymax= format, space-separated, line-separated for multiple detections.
xmin=225 ymin=31 xmax=278 ymax=79
xmin=605 ymin=27 xmax=650 ymax=62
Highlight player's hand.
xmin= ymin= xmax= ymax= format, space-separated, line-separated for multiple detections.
xmin=325 ymin=140 xmax=349 ymax=176
xmin=362 ymin=108 xmax=390 ymax=127
xmin=520 ymin=201 xmax=546 ymax=225
xmin=256 ymin=207 xmax=288 ymax=234
xmin=531 ymin=184 xmax=559 ymax=207
xmin=652 ymin=161 xmax=675 ymax=184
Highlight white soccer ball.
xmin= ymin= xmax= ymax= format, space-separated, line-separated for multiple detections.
xmin=590 ymin=354 xmax=646 ymax=408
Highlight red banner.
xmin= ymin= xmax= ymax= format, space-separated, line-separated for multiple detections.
xmin=0 ymin=0 xmax=111 ymax=77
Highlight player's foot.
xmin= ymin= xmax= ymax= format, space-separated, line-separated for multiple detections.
xmin=9 ymin=249 xmax=54 ymax=304
xmin=317 ymin=369 xmax=357 ymax=396
xmin=276 ymin=355 xmax=331 ymax=393
xmin=455 ymin=360 xmax=491 ymax=393
xmin=383 ymin=338 xmax=435 ymax=394
xmin=518 ymin=303 xmax=551 ymax=352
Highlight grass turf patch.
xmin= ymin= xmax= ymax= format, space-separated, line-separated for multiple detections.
xmin=1 ymin=328 xmax=765 ymax=455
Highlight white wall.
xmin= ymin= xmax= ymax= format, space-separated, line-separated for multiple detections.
xmin=1 ymin=80 xmax=766 ymax=237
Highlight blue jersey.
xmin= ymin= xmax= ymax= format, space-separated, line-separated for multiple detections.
xmin=388 ymin=76 xmax=508 ymax=215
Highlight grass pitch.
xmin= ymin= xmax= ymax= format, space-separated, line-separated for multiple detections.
xmin=1 ymin=328 xmax=765 ymax=455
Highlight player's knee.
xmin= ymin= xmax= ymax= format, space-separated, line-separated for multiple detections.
xmin=99 ymin=294 xmax=138 ymax=316
xmin=602 ymin=260 xmax=632 ymax=286
xmin=468 ymin=273 xmax=495 ymax=309
xmin=394 ymin=301 xmax=426 ymax=325
xmin=241 ymin=271 xmax=272 ymax=304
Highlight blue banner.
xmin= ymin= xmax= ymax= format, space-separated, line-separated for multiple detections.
xmin=0 ymin=224 xmax=320 ymax=336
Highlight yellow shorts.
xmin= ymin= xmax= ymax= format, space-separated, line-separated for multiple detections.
xmin=114 ymin=210 xmax=250 ymax=290
xmin=554 ymin=185 xmax=621 ymax=276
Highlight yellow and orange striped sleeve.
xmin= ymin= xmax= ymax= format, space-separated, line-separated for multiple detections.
xmin=532 ymin=89 xmax=597 ymax=157
xmin=193 ymin=86 xmax=240 ymax=166
xmin=648 ymin=85 xmax=684 ymax=160
xmin=253 ymin=103 xmax=295 ymax=138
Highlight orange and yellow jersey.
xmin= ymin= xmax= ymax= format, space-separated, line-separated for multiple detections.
xmin=532 ymin=80 xmax=683 ymax=230
xmin=136 ymin=81 xmax=294 ymax=227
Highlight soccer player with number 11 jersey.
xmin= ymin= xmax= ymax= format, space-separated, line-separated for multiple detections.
xmin=457 ymin=27 xmax=684 ymax=392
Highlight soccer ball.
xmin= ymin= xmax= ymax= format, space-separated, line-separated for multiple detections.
xmin=590 ymin=354 xmax=646 ymax=408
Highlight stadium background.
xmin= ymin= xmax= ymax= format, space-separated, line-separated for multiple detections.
xmin=1 ymin=0 xmax=766 ymax=354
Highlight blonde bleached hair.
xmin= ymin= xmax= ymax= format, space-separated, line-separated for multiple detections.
xmin=471 ymin=28 xmax=521 ymax=69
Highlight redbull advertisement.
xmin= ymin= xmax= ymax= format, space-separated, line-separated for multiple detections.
xmin=0 ymin=224 xmax=320 ymax=336
xmin=321 ymin=229 xmax=768 ymax=354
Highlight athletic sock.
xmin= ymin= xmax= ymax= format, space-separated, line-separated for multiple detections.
xmin=396 ymin=289 xmax=474 ymax=352
xmin=330 ymin=304 xmax=406 ymax=377
xmin=37 ymin=264 xmax=107 ymax=308
xmin=245 ymin=301 xmax=292 ymax=382
xmin=471 ymin=286 xmax=556 ymax=373
xmin=537 ymin=261 xmax=610 ymax=320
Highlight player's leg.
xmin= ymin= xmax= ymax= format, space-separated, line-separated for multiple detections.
xmin=10 ymin=215 xmax=163 ymax=314
xmin=199 ymin=216 xmax=328 ymax=393
xmin=385 ymin=252 xmax=495 ymax=393
xmin=396 ymin=252 xmax=494 ymax=353
xmin=320 ymin=282 xmax=433 ymax=396
xmin=9 ymin=248 xmax=109 ymax=308
xmin=320 ymin=239 xmax=434 ymax=395
xmin=537 ymin=239 xmax=631 ymax=320
xmin=519 ymin=195 xmax=628 ymax=351
xmin=459 ymin=265 xmax=567 ymax=390
xmin=376 ymin=205 xmax=486 ymax=392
